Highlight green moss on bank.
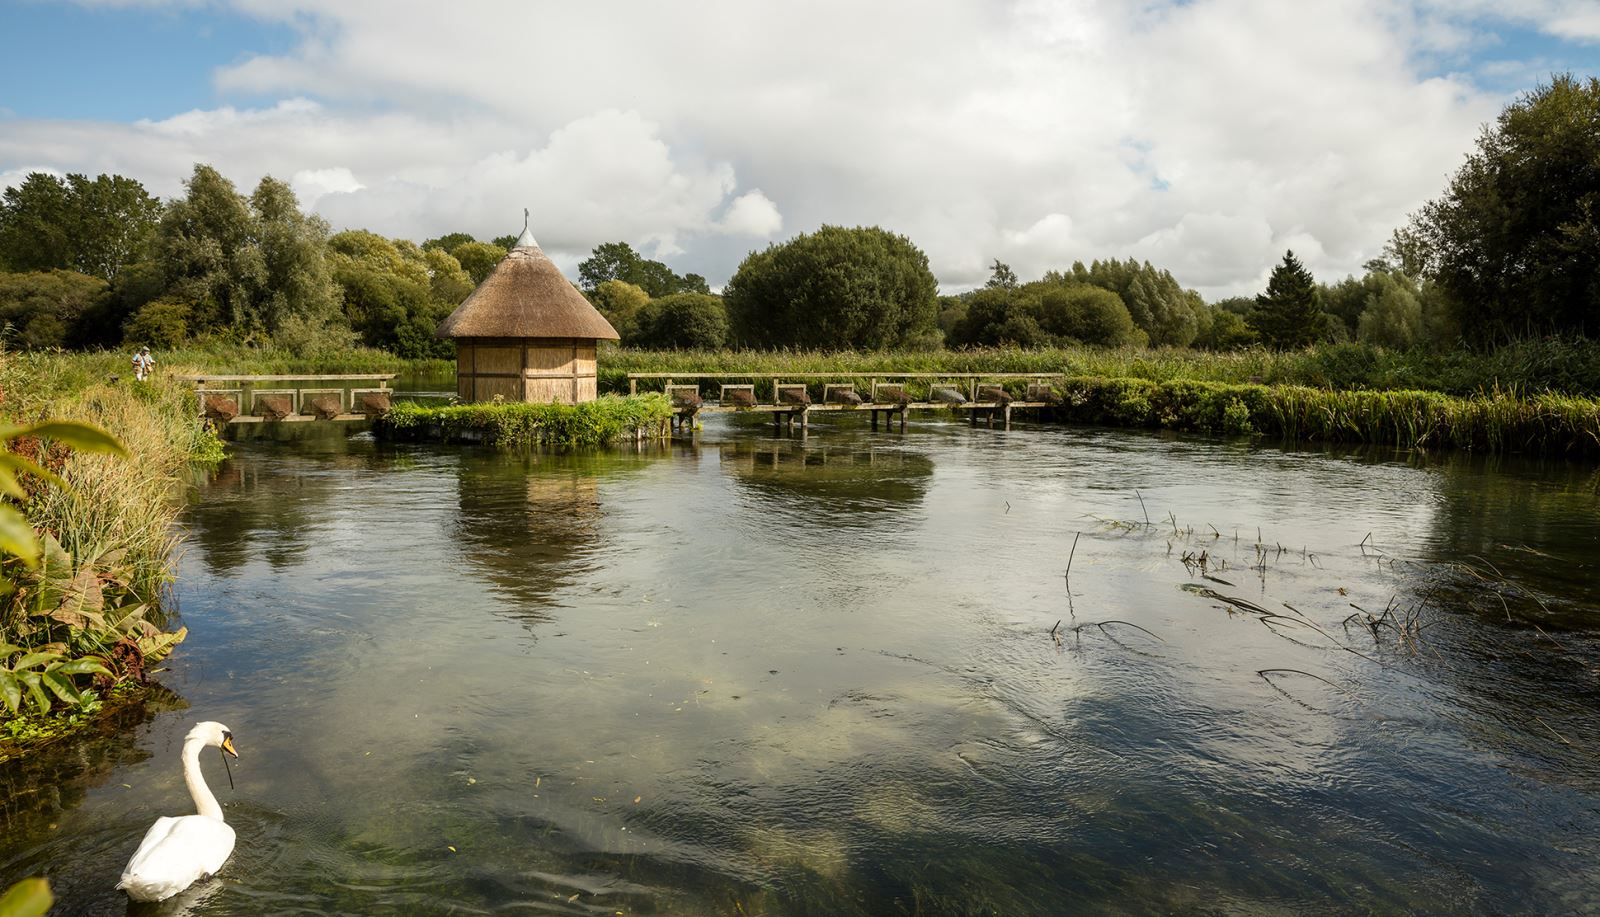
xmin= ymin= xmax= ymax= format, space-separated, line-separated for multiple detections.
xmin=378 ymin=395 xmax=673 ymax=448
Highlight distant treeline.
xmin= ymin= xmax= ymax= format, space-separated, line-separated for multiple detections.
xmin=1 ymin=75 xmax=1595 ymax=364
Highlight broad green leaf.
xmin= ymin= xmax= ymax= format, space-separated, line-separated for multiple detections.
xmin=0 ymin=506 xmax=40 ymax=567
xmin=0 ymin=877 xmax=54 ymax=917
xmin=9 ymin=652 xmax=62 ymax=672
xmin=54 ymin=658 xmax=111 ymax=677
xmin=40 ymin=669 xmax=81 ymax=705
xmin=0 ymin=672 xmax=20 ymax=716
xmin=16 ymin=421 xmax=127 ymax=457
xmin=16 ymin=672 xmax=50 ymax=715
xmin=0 ymin=644 xmax=22 ymax=659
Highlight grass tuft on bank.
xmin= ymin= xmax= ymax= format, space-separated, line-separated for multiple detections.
xmin=378 ymin=394 xmax=673 ymax=448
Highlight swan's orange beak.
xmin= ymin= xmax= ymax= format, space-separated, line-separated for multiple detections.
xmin=221 ymin=736 xmax=238 ymax=758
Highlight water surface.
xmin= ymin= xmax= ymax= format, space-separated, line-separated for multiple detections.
xmin=4 ymin=416 xmax=1599 ymax=914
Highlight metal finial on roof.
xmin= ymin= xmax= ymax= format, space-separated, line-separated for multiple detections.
xmin=513 ymin=208 xmax=537 ymax=249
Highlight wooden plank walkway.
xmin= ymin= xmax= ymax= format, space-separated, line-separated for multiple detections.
xmin=627 ymin=371 xmax=1066 ymax=433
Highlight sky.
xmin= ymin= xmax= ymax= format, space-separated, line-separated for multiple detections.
xmin=1 ymin=0 xmax=1598 ymax=299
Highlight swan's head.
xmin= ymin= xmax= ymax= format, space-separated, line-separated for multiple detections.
xmin=187 ymin=721 xmax=239 ymax=758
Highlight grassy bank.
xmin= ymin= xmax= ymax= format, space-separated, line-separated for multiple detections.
xmin=600 ymin=339 xmax=1600 ymax=398
xmin=1 ymin=349 xmax=221 ymax=750
xmin=25 ymin=342 xmax=452 ymax=388
xmin=378 ymin=395 xmax=673 ymax=448
xmin=1053 ymin=377 xmax=1600 ymax=455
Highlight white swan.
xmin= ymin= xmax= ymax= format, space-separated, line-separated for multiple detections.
xmin=118 ymin=721 xmax=240 ymax=902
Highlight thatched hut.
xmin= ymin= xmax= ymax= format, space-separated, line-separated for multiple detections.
xmin=437 ymin=220 xmax=619 ymax=404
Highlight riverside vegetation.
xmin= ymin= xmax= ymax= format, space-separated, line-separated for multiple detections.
xmin=602 ymin=345 xmax=1600 ymax=455
xmin=0 ymin=348 xmax=224 ymax=757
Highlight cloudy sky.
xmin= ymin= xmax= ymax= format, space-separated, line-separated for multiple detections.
xmin=2 ymin=1 xmax=1597 ymax=298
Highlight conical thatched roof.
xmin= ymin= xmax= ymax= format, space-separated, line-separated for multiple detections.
xmin=436 ymin=232 xmax=619 ymax=340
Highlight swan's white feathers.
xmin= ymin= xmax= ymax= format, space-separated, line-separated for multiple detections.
xmin=117 ymin=721 xmax=239 ymax=902
xmin=118 ymin=815 xmax=235 ymax=901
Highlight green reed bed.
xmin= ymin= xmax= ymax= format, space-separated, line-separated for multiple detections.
xmin=378 ymin=394 xmax=673 ymax=449
xmin=600 ymin=338 xmax=1600 ymax=398
xmin=1055 ymin=377 xmax=1600 ymax=454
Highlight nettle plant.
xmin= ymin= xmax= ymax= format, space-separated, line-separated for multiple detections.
xmin=0 ymin=419 xmax=186 ymax=717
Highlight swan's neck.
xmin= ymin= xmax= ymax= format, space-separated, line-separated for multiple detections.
xmin=182 ymin=738 xmax=225 ymax=821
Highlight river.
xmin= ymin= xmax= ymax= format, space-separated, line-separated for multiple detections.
xmin=3 ymin=415 xmax=1599 ymax=914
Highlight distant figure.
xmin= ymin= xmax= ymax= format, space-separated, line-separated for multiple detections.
xmin=132 ymin=346 xmax=155 ymax=382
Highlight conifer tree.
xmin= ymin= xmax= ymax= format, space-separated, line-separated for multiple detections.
xmin=1249 ymin=250 xmax=1327 ymax=349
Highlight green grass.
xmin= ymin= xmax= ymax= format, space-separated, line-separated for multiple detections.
xmin=1051 ymin=376 xmax=1600 ymax=454
xmin=599 ymin=339 xmax=1600 ymax=398
xmin=379 ymin=394 xmax=673 ymax=448
xmin=4 ymin=343 xmax=450 ymax=400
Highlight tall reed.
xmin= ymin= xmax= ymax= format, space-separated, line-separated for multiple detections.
xmin=1 ymin=351 xmax=224 ymax=601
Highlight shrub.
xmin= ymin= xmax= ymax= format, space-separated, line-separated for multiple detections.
xmin=635 ymin=293 xmax=728 ymax=349
xmin=122 ymin=298 xmax=192 ymax=348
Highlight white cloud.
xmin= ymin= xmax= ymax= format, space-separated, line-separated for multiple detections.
xmin=289 ymin=167 xmax=362 ymax=209
xmin=717 ymin=191 xmax=783 ymax=238
xmin=10 ymin=0 xmax=1593 ymax=296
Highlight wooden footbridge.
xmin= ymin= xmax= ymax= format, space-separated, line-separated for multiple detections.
xmin=626 ymin=372 xmax=1067 ymax=433
xmin=178 ymin=374 xmax=397 ymax=426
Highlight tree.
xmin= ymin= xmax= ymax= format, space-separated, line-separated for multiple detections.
xmin=249 ymin=176 xmax=341 ymax=333
xmin=0 ymin=172 xmax=159 ymax=281
xmin=0 ymin=173 xmax=70 ymax=274
xmin=577 ymin=241 xmax=709 ymax=297
xmin=1249 ymin=251 xmax=1328 ymax=349
xmin=123 ymin=298 xmax=192 ymax=349
xmin=590 ymin=280 xmax=650 ymax=341
xmin=0 ymin=270 xmax=109 ymax=349
xmin=157 ymin=165 xmax=260 ymax=332
xmin=634 ymin=293 xmax=729 ymax=349
xmin=449 ymin=241 xmax=506 ymax=284
xmin=1357 ymin=273 xmax=1424 ymax=349
xmin=157 ymin=165 xmax=342 ymax=340
xmin=64 ymin=174 xmax=161 ymax=281
xmin=326 ymin=229 xmax=455 ymax=358
xmin=1404 ymin=74 xmax=1600 ymax=341
xmin=423 ymin=232 xmax=477 ymax=253
xmin=1197 ymin=296 xmax=1259 ymax=349
xmin=950 ymin=278 xmax=1141 ymax=347
xmin=723 ymin=225 xmax=939 ymax=350
xmin=1058 ymin=258 xmax=1203 ymax=347
xmin=985 ymin=259 xmax=1018 ymax=290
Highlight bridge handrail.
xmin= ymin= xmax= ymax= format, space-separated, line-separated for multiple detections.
xmin=624 ymin=371 xmax=1064 ymax=379
xmin=175 ymin=373 xmax=396 ymax=382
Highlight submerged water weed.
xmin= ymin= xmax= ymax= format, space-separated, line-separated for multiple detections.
xmin=380 ymin=394 xmax=673 ymax=448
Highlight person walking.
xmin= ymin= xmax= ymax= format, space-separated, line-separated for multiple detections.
xmin=132 ymin=346 xmax=155 ymax=382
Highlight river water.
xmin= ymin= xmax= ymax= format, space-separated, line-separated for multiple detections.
xmin=3 ymin=415 xmax=1599 ymax=915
